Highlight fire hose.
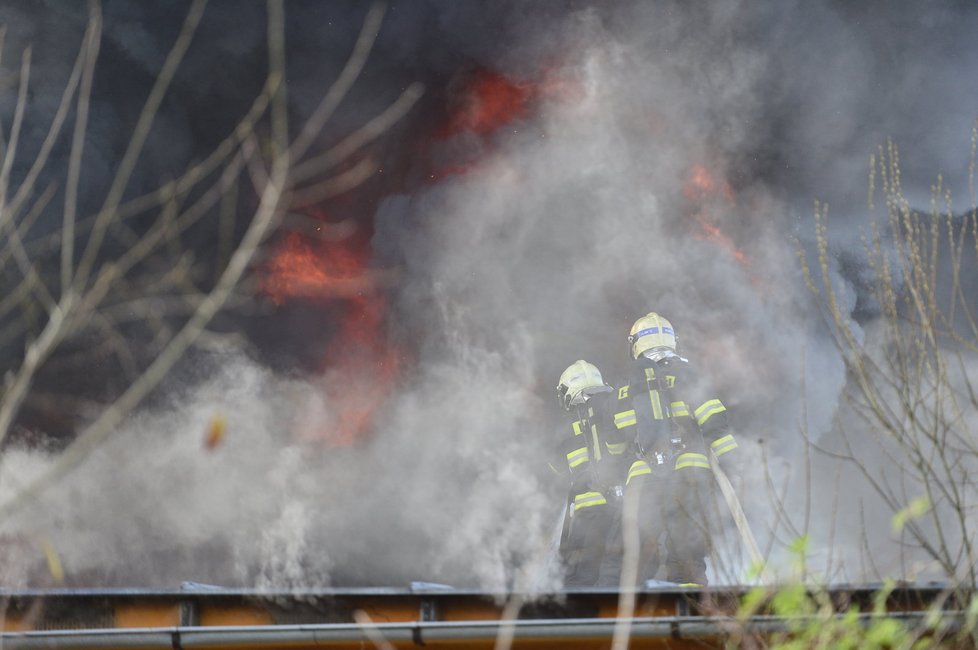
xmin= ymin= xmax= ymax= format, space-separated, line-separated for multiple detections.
xmin=709 ymin=450 xmax=771 ymax=583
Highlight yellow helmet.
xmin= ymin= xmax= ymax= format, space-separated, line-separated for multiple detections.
xmin=556 ymin=360 xmax=609 ymax=410
xmin=628 ymin=312 xmax=677 ymax=360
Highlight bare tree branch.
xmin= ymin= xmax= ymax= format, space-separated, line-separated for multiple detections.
xmin=0 ymin=0 xmax=421 ymax=518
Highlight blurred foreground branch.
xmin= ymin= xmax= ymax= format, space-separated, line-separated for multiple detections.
xmin=0 ymin=0 xmax=421 ymax=517
xmin=801 ymin=127 xmax=978 ymax=588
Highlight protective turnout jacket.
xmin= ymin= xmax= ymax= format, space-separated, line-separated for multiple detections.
xmin=552 ymin=389 xmax=627 ymax=513
xmin=612 ymin=355 xmax=737 ymax=484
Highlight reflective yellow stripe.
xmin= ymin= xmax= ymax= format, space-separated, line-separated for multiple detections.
xmin=643 ymin=368 xmax=676 ymax=388
xmin=590 ymin=424 xmax=602 ymax=462
xmin=573 ymin=491 xmax=607 ymax=509
xmin=669 ymin=401 xmax=689 ymax=417
xmin=614 ymin=410 xmax=637 ymax=428
xmin=627 ymin=460 xmax=652 ymax=485
xmin=711 ymin=434 xmax=738 ymax=456
xmin=674 ymin=452 xmax=711 ymax=470
xmin=618 ymin=385 xmax=629 ymax=399
xmin=566 ymin=447 xmax=588 ymax=469
xmin=606 ymin=441 xmax=628 ymax=455
xmin=649 ymin=389 xmax=663 ymax=419
xmin=572 ymin=420 xmax=583 ymax=436
xmin=694 ymin=399 xmax=726 ymax=426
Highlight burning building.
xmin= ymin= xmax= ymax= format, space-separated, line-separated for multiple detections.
xmin=0 ymin=0 xmax=975 ymax=609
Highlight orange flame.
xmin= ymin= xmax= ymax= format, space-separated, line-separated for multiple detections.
xmin=309 ymin=294 xmax=405 ymax=447
xmin=697 ymin=222 xmax=751 ymax=267
xmin=682 ymin=163 xmax=751 ymax=269
xmin=438 ymin=68 xmax=532 ymax=139
xmin=683 ymin=163 xmax=735 ymax=203
xmin=261 ymin=233 xmax=373 ymax=305
xmin=424 ymin=65 xmax=581 ymax=183
xmin=262 ymin=229 xmax=403 ymax=447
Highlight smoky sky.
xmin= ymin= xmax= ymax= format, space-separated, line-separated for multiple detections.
xmin=0 ymin=0 xmax=976 ymax=589
xmin=7 ymin=1 xmax=974 ymax=243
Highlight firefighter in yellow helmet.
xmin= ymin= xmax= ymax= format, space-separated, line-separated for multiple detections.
xmin=613 ymin=312 xmax=738 ymax=586
xmin=552 ymin=360 xmax=628 ymax=587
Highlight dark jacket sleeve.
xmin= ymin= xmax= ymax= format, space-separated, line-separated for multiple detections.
xmin=683 ymin=364 xmax=738 ymax=460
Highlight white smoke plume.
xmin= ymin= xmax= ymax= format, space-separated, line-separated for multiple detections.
xmin=0 ymin=0 xmax=976 ymax=589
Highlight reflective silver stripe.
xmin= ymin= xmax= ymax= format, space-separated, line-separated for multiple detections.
xmin=674 ymin=452 xmax=711 ymax=470
xmin=566 ymin=447 xmax=589 ymax=468
xmin=627 ymin=460 xmax=652 ymax=485
xmin=711 ymin=434 xmax=738 ymax=456
xmin=614 ymin=410 xmax=637 ymax=428
xmin=574 ymin=492 xmax=607 ymax=509
xmin=669 ymin=401 xmax=689 ymax=417
xmin=694 ymin=399 xmax=726 ymax=426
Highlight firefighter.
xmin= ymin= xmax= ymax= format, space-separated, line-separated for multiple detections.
xmin=614 ymin=312 xmax=738 ymax=586
xmin=552 ymin=360 xmax=628 ymax=587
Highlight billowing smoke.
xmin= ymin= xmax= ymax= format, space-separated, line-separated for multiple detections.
xmin=1 ymin=0 xmax=977 ymax=589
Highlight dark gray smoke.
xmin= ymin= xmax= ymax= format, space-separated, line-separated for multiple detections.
xmin=0 ymin=0 xmax=976 ymax=589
